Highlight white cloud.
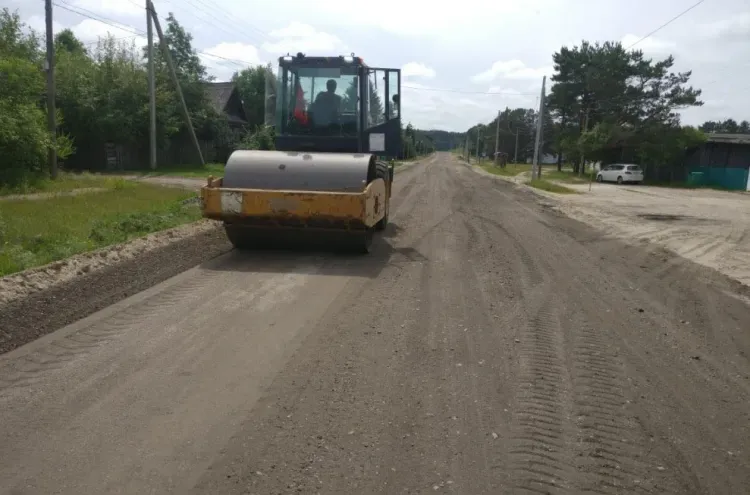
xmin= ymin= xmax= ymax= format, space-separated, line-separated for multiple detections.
xmin=697 ymin=12 xmax=750 ymax=42
xmin=402 ymin=62 xmax=436 ymax=79
xmin=261 ymin=22 xmax=348 ymax=56
xmin=620 ymin=34 xmax=676 ymax=53
xmin=399 ymin=82 xmax=540 ymax=131
xmin=471 ymin=60 xmax=552 ymax=84
xmin=70 ymin=0 xmax=143 ymax=17
xmin=66 ymin=18 xmax=147 ymax=49
xmin=308 ymin=0 xmax=560 ymax=37
xmin=24 ymin=15 xmax=64 ymax=36
xmin=200 ymin=42 xmax=263 ymax=81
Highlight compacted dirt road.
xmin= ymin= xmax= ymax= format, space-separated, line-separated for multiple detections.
xmin=1 ymin=153 xmax=749 ymax=494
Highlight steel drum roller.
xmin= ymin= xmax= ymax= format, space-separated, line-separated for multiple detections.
xmin=222 ymin=150 xmax=376 ymax=192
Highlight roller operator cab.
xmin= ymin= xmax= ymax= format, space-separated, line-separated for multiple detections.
xmin=273 ymin=53 xmax=402 ymax=158
xmin=199 ymin=53 xmax=402 ymax=254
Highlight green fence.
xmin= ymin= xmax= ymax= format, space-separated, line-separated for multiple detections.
xmin=687 ymin=166 xmax=749 ymax=190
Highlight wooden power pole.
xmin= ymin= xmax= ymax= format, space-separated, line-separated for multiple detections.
xmin=147 ymin=0 xmax=157 ymax=169
xmin=465 ymin=132 xmax=470 ymax=163
xmin=494 ymin=109 xmax=501 ymax=166
xmin=45 ymin=0 xmax=57 ymax=179
xmin=531 ymin=76 xmax=546 ymax=180
xmin=476 ymin=127 xmax=481 ymax=162
xmin=147 ymin=0 xmax=205 ymax=166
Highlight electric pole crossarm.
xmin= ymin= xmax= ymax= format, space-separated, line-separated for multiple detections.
xmin=147 ymin=0 xmax=205 ymax=166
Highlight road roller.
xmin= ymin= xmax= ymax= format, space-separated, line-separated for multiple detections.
xmin=200 ymin=52 xmax=402 ymax=253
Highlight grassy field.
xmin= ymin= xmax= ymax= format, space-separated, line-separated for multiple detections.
xmin=131 ymin=163 xmax=226 ymax=178
xmin=0 ymin=182 xmax=202 ymax=277
xmin=525 ymin=178 xmax=578 ymax=194
xmin=0 ymin=172 xmax=136 ymax=197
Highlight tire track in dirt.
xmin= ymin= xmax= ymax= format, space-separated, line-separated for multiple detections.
xmin=0 ymin=269 xmax=224 ymax=396
xmin=508 ymin=287 xmax=575 ymax=495
xmin=470 ymin=212 xmax=547 ymax=288
xmin=462 ymin=169 xmax=664 ymax=493
xmin=564 ymin=309 xmax=654 ymax=494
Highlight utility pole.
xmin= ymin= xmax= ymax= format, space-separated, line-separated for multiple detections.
xmin=147 ymin=1 xmax=157 ymax=169
xmin=531 ymin=75 xmax=546 ymax=180
xmin=476 ymin=127 xmax=481 ymax=162
xmin=45 ymin=0 xmax=57 ymax=179
xmin=465 ymin=132 xmax=470 ymax=163
xmin=579 ymin=109 xmax=590 ymax=177
xmin=148 ymin=0 xmax=205 ymax=165
xmin=494 ymin=109 xmax=501 ymax=166
xmin=507 ymin=120 xmax=519 ymax=165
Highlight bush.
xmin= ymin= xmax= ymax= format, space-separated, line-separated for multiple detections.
xmin=0 ymin=56 xmax=75 ymax=189
xmin=238 ymin=125 xmax=275 ymax=150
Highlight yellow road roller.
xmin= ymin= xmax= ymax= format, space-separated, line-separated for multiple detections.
xmin=200 ymin=52 xmax=402 ymax=253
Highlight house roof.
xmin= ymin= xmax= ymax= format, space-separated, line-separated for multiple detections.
xmin=204 ymin=82 xmax=236 ymax=114
xmin=705 ymin=133 xmax=750 ymax=145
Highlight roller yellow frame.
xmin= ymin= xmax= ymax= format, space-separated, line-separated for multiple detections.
xmin=200 ymin=176 xmax=389 ymax=229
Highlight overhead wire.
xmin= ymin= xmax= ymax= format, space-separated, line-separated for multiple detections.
xmin=53 ymin=0 xmax=262 ymax=68
xmin=52 ymin=0 xmax=736 ymax=118
xmin=625 ymin=0 xmax=707 ymax=49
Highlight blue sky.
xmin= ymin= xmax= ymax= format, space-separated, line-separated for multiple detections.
xmin=7 ymin=0 xmax=750 ymax=131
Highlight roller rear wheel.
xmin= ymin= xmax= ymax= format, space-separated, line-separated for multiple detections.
xmin=224 ymin=223 xmax=374 ymax=254
xmin=354 ymin=230 xmax=374 ymax=254
xmin=375 ymin=161 xmax=390 ymax=231
xmin=224 ymin=223 xmax=259 ymax=250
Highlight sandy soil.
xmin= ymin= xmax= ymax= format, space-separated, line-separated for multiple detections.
xmin=553 ymin=182 xmax=750 ymax=287
xmin=1 ymin=153 xmax=749 ymax=494
xmin=471 ymin=164 xmax=750 ymax=288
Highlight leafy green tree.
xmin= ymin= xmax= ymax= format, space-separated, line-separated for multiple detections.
xmin=232 ymin=63 xmax=274 ymax=129
xmin=143 ymin=12 xmax=218 ymax=143
xmin=0 ymin=9 xmax=73 ymax=186
xmin=0 ymin=8 xmax=41 ymax=61
xmin=700 ymin=119 xmax=750 ymax=134
xmin=545 ymin=39 xmax=703 ymax=172
xmin=55 ymin=29 xmax=87 ymax=55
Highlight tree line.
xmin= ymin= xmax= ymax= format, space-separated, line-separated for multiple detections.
xmin=0 ymin=7 xmax=431 ymax=189
xmin=461 ymin=40 xmax=746 ymax=173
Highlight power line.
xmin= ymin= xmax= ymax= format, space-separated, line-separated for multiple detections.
xmin=52 ymin=1 xmax=261 ymax=68
xmin=402 ymin=84 xmax=537 ymax=96
xmin=626 ymin=0 xmax=707 ymax=49
xmin=54 ymin=1 xmax=144 ymax=37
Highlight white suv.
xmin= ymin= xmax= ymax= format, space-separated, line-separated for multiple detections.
xmin=596 ymin=164 xmax=644 ymax=184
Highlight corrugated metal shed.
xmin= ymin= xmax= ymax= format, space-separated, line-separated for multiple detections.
xmin=705 ymin=133 xmax=750 ymax=145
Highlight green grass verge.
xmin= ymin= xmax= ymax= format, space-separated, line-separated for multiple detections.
xmin=0 ymin=172 xmax=135 ymax=197
xmin=525 ymin=179 xmax=578 ymax=194
xmin=479 ymin=163 xmax=533 ymax=177
xmin=0 ymin=182 xmax=202 ymax=277
xmin=542 ymin=169 xmax=593 ymax=184
xmin=127 ymin=163 xmax=226 ymax=179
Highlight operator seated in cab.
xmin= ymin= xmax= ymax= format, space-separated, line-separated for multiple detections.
xmin=312 ymin=79 xmax=342 ymax=127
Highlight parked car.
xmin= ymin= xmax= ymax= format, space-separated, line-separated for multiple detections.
xmin=596 ymin=164 xmax=644 ymax=184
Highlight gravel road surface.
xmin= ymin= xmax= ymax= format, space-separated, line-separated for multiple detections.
xmin=1 ymin=153 xmax=748 ymax=494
